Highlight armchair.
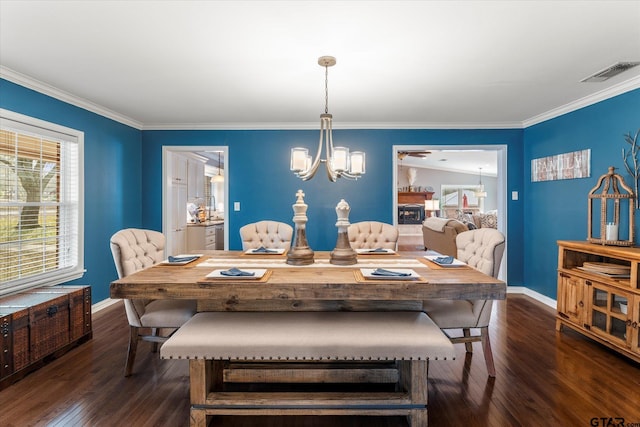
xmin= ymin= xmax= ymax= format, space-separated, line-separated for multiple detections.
xmin=239 ymin=220 xmax=293 ymax=250
xmin=347 ymin=221 xmax=399 ymax=250
xmin=110 ymin=228 xmax=197 ymax=376
xmin=422 ymin=228 xmax=505 ymax=377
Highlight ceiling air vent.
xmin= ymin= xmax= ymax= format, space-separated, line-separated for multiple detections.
xmin=581 ymin=62 xmax=640 ymax=82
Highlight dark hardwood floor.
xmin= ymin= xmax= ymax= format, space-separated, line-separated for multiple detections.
xmin=1 ymin=294 xmax=639 ymax=427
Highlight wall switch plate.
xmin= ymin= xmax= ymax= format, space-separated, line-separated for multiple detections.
xmin=234 ymin=202 xmax=240 ymax=211
xmin=512 ymin=191 xmax=518 ymax=201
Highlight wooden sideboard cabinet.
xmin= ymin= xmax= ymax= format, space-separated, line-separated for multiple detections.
xmin=0 ymin=285 xmax=92 ymax=390
xmin=556 ymin=241 xmax=640 ymax=363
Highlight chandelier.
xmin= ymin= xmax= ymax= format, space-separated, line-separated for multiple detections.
xmin=290 ymin=56 xmax=366 ymax=182
xmin=475 ymin=167 xmax=487 ymax=198
xmin=211 ymin=151 xmax=224 ymax=183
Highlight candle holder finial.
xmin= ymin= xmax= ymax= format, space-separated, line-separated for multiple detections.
xmin=286 ymin=189 xmax=315 ymax=265
xmin=330 ymin=199 xmax=358 ymax=265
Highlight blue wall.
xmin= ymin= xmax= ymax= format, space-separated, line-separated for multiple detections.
xmin=142 ymin=128 xmax=525 ymax=287
xmin=1 ymin=79 xmax=143 ymax=302
xmin=4 ymin=75 xmax=636 ymax=303
xmin=523 ymin=88 xmax=640 ymax=297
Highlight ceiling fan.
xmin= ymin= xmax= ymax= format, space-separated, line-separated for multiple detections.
xmin=397 ymin=150 xmax=431 ymax=160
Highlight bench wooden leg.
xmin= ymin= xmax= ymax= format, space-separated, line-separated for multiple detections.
xmin=190 ymin=360 xmax=223 ymax=401
xmin=409 ymin=408 xmax=428 ymax=427
xmin=190 ymin=360 xmax=205 ymax=403
xmin=190 ymin=360 xmax=224 ymax=427
xmin=190 ymin=409 xmax=207 ymax=427
xmin=398 ymin=360 xmax=429 ymax=426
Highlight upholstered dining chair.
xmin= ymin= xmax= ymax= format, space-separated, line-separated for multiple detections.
xmin=422 ymin=228 xmax=505 ymax=377
xmin=239 ymin=220 xmax=294 ymax=250
xmin=347 ymin=221 xmax=399 ymax=250
xmin=110 ymin=228 xmax=197 ymax=377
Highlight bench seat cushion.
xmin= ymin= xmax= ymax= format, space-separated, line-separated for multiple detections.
xmin=160 ymin=311 xmax=455 ymax=361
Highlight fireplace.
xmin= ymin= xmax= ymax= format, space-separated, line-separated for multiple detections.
xmin=398 ymin=204 xmax=425 ymax=224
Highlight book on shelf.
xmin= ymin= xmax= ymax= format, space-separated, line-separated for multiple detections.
xmin=575 ymin=266 xmax=630 ymax=279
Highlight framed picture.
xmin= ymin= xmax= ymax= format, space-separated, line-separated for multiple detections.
xmin=532 ymin=149 xmax=590 ymax=182
xmin=441 ymin=185 xmax=482 ymax=208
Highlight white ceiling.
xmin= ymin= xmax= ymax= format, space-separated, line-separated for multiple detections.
xmin=399 ymin=149 xmax=498 ymax=176
xmin=1 ymin=1 xmax=639 ymax=131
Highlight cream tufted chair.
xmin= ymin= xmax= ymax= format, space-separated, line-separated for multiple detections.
xmin=239 ymin=220 xmax=293 ymax=251
xmin=347 ymin=221 xmax=399 ymax=250
xmin=422 ymin=228 xmax=505 ymax=377
xmin=110 ymin=228 xmax=197 ymax=377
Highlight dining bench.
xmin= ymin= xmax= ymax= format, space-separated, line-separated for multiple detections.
xmin=160 ymin=311 xmax=455 ymax=427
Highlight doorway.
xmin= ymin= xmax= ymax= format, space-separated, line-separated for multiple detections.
xmin=162 ymin=146 xmax=228 ymax=255
xmin=392 ymin=145 xmax=507 ymax=280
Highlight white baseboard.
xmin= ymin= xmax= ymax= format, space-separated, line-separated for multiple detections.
xmin=91 ymin=298 xmax=120 ymax=314
xmin=507 ymin=286 xmax=557 ymax=309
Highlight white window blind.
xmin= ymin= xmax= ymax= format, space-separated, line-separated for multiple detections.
xmin=0 ymin=109 xmax=84 ymax=295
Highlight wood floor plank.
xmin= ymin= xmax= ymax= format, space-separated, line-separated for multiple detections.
xmin=0 ymin=294 xmax=639 ymax=427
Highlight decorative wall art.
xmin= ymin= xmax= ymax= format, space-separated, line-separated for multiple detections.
xmin=531 ymin=149 xmax=590 ymax=182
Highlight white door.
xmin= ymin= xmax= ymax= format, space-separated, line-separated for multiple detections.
xmin=168 ymin=182 xmax=187 ymax=255
xmin=165 ymin=152 xmax=188 ymax=255
xmin=164 ymin=147 xmax=229 ymax=252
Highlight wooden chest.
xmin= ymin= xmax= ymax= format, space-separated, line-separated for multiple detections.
xmin=0 ymin=306 xmax=30 ymax=378
xmin=0 ymin=285 xmax=92 ymax=390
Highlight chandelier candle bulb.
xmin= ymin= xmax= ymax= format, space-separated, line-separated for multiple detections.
xmin=291 ymin=148 xmax=308 ymax=172
xmin=350 ymin=152 xmax=365 ymax=175
xmin=332 ymin=147 xmax=349 ymax=172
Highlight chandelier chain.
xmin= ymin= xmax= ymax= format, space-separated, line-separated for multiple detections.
xmin=324 ymin=65 xmax=329 ymax=114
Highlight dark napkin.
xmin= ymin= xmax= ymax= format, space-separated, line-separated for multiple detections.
xmin=220 ymin=267 xmax=255 ymax=276
xmin=434 ymin=256 xmax=454 ymax=265
xmin=371 ymin=268 xmax=411 ymax=277
xmin=252 ymin=246 xmax=278 ymax=253
xmin=168 ymin=255 xmax=199 ymax=263
xmin=366 ymin=248 xmax=388 ymax=253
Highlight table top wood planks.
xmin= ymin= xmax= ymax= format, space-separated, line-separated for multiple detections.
xmin=110 ymin=251 xmax=505 ymax=312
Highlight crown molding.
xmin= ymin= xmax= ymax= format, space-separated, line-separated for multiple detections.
xmin=523 ymin=75 xmax=640 ymax=128
xmin=0 ymin=66 xmax=144 ymax=130
xmin=142 ymin=121 xmax=524 ymax=131
xmin=141 ymin=122 xmax=321 ymax=131
xmin=2 ymin=65 xmax=638 ymax=132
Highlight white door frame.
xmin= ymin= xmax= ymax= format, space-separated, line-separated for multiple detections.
xmin=392 ymin=144 xmax=508 ymax=280
xmin=162 ymin=145 xmax=229 ymax=252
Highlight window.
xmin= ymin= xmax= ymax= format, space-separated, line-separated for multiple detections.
xmin=0 ymin=109 xmax=84 ymax=295
xmin=441 ymin=184 xmax=483 ymax=208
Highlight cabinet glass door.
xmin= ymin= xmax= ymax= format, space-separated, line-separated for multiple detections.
xmin=589 ymin=283 xmax=630 ymax=344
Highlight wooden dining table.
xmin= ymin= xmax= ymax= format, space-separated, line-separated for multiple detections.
xmin=110 ymin=250 xmax=506 ymax=311
xmin=110 ymin=250 xmax=506 ymax=427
